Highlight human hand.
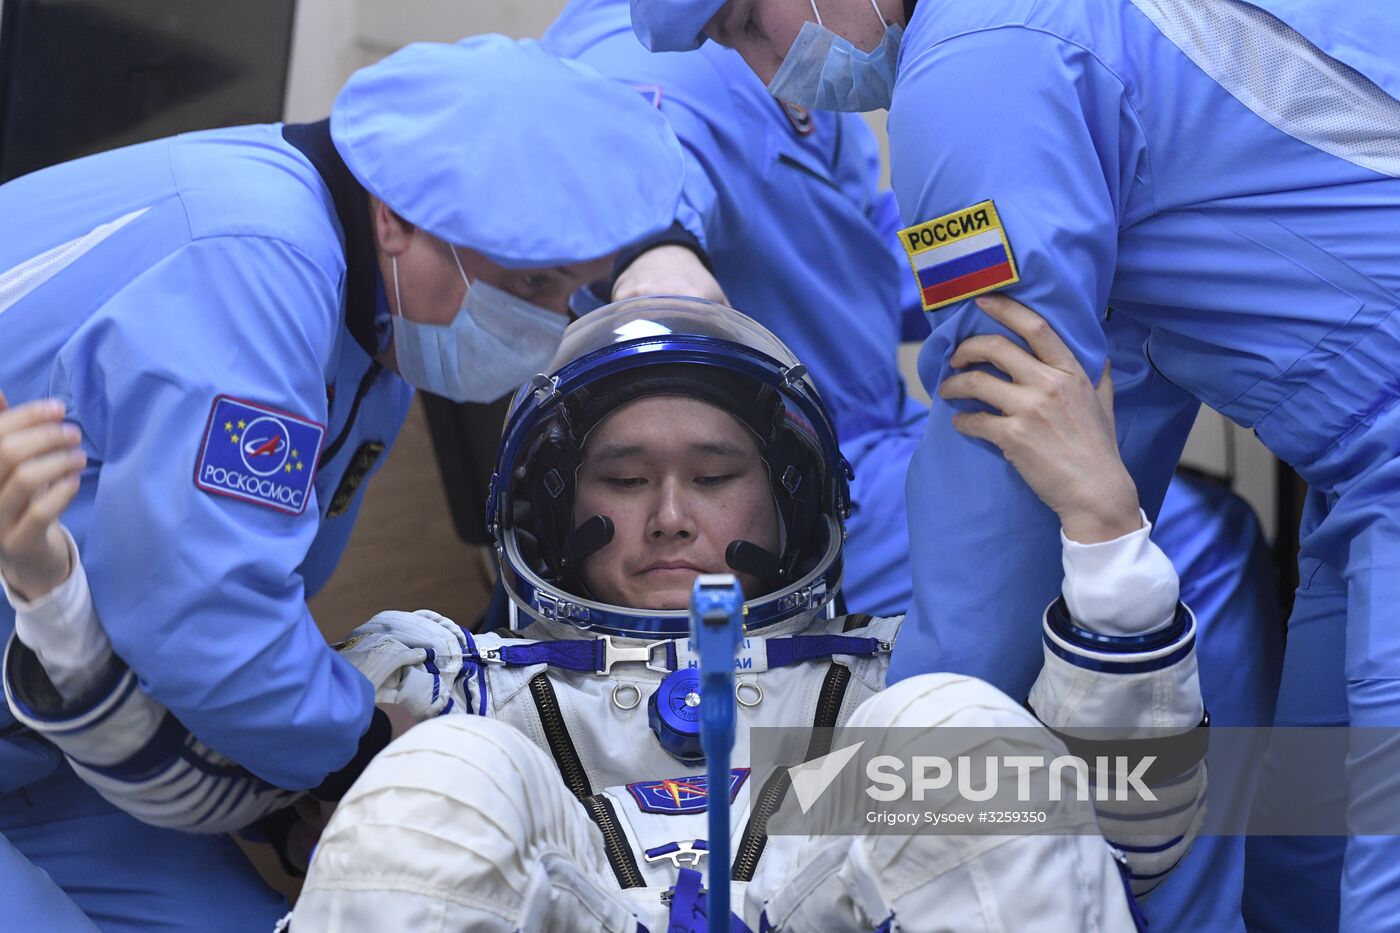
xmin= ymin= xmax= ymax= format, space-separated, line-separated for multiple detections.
xmin=281 ymin=702 xmax=412 ymax=872
xmin=611 ymin=244 xmax=729 ymax=305
xmin=284 ymin=795 xmax=337 ymax=874
xmin=938 ymin=295 xmax=1141 ymax=544
xmin=377 ymin=701 xmax=417 ymax=742
xmin=0 ymin=391 xmax=85 ymax=601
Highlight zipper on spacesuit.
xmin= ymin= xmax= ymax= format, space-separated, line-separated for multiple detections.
xmin=582 ymin=792 xmax=647 ymax=889
xmin=528 ymin=672 xmax=593 ymax=798
xmin=529 ymin=672 xmax=646 ymax=890
xmin=731 ymin=662 xmax=853 ymax=881
xmin=842 ymin=614 xmax=874 ymax=633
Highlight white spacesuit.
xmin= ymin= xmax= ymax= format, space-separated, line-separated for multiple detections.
xmin=289 ymin=299 xmax=1207 ymax=932
xmin=5 ymin=299 xmax=1206 ymax=932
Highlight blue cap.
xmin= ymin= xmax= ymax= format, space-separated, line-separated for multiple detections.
xmin=630 ymin=0 xmax=725 ymax=52
xmin=331 ymin=35 xmax=684 ymax=268
xmin=649 ymin=668 xmax=705 ymax=762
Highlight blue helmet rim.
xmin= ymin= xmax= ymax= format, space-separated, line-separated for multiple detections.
xmin=487 ymin=331 xmax=851 ymax=639
xmin=488 ymin=333 xmax=850 ymax=537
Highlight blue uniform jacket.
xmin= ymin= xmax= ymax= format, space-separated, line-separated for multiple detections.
xmin=887 ymin=0 xmax=1400 ymax=688
xmin=0 ymin=125 xmax=412 ymax=793
xmin=545 ymin=0 xmax=924 ymax=444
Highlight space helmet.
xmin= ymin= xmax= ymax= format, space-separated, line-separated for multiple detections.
xmin=487 ymin=297 xmax=851 ymax=639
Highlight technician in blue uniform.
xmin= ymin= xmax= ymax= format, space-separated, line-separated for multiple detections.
xmin=562 ymin=1 xmax=1279 ymax=926
xmin=0 ymin=35 xmax=684 ymax=931
xmin=629 ymin=1 xmax=1399 ymax=928
xmin=543 ymin=0 xmax=925 ymax=618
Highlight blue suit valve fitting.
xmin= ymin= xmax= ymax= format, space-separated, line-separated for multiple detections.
xmin=649 ymin=668 xmax=705 ymax=762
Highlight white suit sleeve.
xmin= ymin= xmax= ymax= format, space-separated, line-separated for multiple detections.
xmin=2 ymin=599 xmax=483 ymax=833
xmin=1028 ymin=511 xmax=1207 ymax=896
xmin=2 ymin=528 xmax=113 ymax=701
xmin=3 ymin=628 xmax=299 ymax=832
xmin=3 ymin=538 xmax=299 ymax=831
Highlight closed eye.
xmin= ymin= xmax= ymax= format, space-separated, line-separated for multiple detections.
xmin=603 ymin=476 xmax=646 ymax=488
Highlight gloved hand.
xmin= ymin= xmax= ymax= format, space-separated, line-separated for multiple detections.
xmin=335 ymin=610 xmax=472 ymax=722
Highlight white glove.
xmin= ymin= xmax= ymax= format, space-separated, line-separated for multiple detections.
xmin=336 ymin=610 xmax=471 ymax=722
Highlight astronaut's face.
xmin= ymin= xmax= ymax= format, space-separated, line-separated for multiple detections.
xmin=704 ymin=0 xmax=892 ymax=84
xmin=574 ymin=395 xmax=780 ymax=611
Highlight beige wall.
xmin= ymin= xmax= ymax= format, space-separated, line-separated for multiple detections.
xmin=284 ymin=0 xmax=571 ymax=120
xmin=1181 ymin=410 xmax=1278 ymax=541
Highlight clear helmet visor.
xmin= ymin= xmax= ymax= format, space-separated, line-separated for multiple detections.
xmin=492 ymin=296 xmax=847 ymax=639
xmin=510 ymin=296 xmax=813 ymax=414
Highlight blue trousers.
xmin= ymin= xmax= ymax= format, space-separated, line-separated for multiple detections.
xmin=1243 ymin=480 xmax=1400 ymax=932
xmin=1 ymin=831 xmax=100 ymax=932
xmin=1243 ymin=549 xmax=1347 ymax=932
xmin=1140 ymin=472 xmax=1284 ymax=932
xmin=0 ymin=766 xmax=287 ymax=932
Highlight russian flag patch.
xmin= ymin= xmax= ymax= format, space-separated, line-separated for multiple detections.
xmin=194 ymin=396 xmax=325 ymax=515
xmin=899 ymin=200 xmax=1020 ymax=312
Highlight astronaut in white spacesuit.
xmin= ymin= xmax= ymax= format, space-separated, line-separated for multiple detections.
xmin=3 ymin=297 xmax=1205 ymax=931
xmin=284 ymin=296 xmax=1206 ymax=932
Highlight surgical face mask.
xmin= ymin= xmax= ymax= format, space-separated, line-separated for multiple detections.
xmin=390 ymin=246 xmax=568 ymax=403
xmin=766 ymin=0 xmax=903 ymax=113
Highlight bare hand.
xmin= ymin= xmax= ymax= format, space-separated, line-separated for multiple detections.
xmin=938 ymin=295 xmax=1141 ymax=544
xmin=611 ymin=244 xmax=729 ymax=305
xmin=284 ymin=795 xmax=337 ymax=873
xmin=377 ymin=701 xmax=417 ymax=742
xmin=280 ymin=703 xmax=413 ymax=872
xmin=0 ymin=391 xmax=85 ymax=600
xmin=282 ymin=702 xmax=413 ymax=871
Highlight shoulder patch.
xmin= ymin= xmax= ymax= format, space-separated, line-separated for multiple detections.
xmin=899 ymin=200 xmax=1019 ymax=312
xmin=628 ymin=768 xmax=749 ymax=815
xmin=195 ymin=396 xmax=325 ymax=515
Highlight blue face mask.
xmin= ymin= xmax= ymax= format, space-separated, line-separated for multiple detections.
xmin=766 ymin=0 xmax=903 ymax=113
xmin=390 ymin=245 xmax=568 ymax=403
